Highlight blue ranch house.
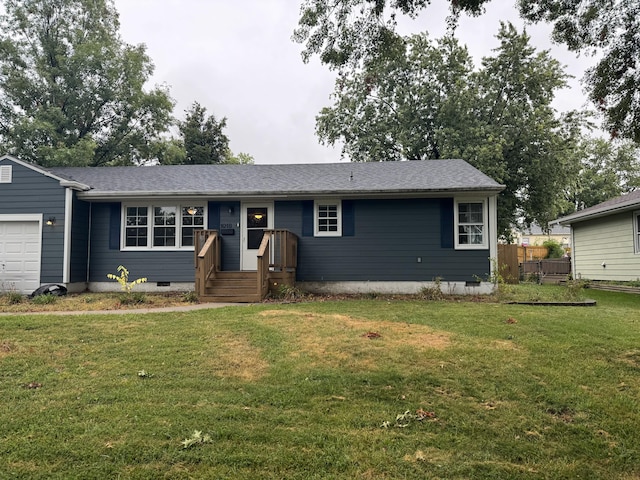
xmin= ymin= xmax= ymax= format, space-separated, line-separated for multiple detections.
xmin=0 ymin=155 xmax=504 ymax=301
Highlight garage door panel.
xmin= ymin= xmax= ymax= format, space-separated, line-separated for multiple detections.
xmin=0 ymin=220 xmax=41 ymax=294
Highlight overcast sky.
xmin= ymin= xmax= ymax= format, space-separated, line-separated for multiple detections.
xmin=113 ymin=0 xmax=596 ymax=165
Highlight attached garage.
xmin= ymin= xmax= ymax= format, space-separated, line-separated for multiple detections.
xmin=0 ymin=216 xmax=42 ymax=294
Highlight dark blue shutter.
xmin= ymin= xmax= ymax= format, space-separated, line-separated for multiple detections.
xmin=109 ymin=203 xmax=121 ymax=250
xmin=302 ymin=200 xmax=313 ymax=237
xmin=208 ymin=202 xmax=221 ymax=230
xmin=440 ymin=198 xmax=454 ymax=249
xmin=342 ymin=200 xmax=355 ymax=237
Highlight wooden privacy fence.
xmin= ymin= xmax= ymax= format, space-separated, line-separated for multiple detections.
xmin=497 ymin=244 xmax=519 ymax=284
xmin=498 ymin=245 xmax=571 ymax=284
xmin=521 ymin=258 xmax=572 ymax=276
xmin=518 ymin=246 xmax=549 ymax=264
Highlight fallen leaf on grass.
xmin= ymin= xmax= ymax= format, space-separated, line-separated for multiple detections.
xmin=416 ymin=408 xmax=436 ymax=420
xmin=23 ymin=382 xmax=42 ymax=389
xmin=362 ymin=331 xmax=382 ymax=339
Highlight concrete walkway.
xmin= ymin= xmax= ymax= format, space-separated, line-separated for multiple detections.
xmin=0 ymin=302 xmax=250 ymax=316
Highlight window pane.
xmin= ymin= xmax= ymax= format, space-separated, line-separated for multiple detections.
xmin=317 ymin=204 xmax=339 ymax=232
xmin=125 ymin=207 xmax=148 ymax=247
xmin=154 ymin=226 xmax=176 ymax=247
xmin=248 ymin=208 xmax=268 ymax=228
xmin=126 ymin=227 xmax=147 ymax=247
xmin=182 ymin=206 xmax=204 ymax=246
xmin=152 ymin=207 xmax=177 ymax=247
xmin=458 ymin=203 xmax=483 ymax=224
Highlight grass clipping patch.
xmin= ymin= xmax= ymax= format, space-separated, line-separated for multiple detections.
xmin=259 ymin=310 xmax=451 ymax=370
xmin=205 ymin=332 xmax=270 ymax=381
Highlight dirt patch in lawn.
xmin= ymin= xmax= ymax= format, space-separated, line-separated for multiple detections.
xmin=204 ymin=333 xmax=269 ymax=381
xmin=258 ymin=310 xmax=451 ymax=370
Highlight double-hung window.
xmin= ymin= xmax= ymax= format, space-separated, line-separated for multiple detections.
xmin=455 ymin=199 xmax=488 ymax=249
xmin=314 ymin=200 xmax=342 ymax=236
xmin=123 ymin=204 xmax=205 ymax=249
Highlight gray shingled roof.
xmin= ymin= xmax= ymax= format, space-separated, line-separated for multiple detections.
xmin=555 ymin=190 xmax=640 ymax=225
xmin=48 ymin=160 xmax=503 ymax=198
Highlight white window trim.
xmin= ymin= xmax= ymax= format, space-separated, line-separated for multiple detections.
xmin=314 ymin=199 xmax=342 ymax=237
xmin=634 ymin=210 xmax=640 ymax=254
xmin=121 ymin=203 xmax=207 ymax=251
xmin=454 ymin=198 xmax=489 ymax=250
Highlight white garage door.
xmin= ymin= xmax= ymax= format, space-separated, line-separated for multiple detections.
xmin=0 ymin=220 xmax=41 ymax=294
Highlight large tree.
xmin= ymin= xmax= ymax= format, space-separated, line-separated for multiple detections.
xmin=294 ymin=0 xmax=640 ymax=143
xmin=0 ymin=0 xmax=174 ymax=167
xmin=176 ymin=102 xmax=229 ymax=165
xmin=316 ymin=24 xmax=582 ymax=235
xmin=564 ymin=137 xmax=640 ymax=212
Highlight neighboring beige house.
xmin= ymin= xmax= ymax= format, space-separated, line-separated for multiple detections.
xmin=513 ymin=223 xmax=571 ymax=248
xmin=554 ymin=191 xmax=640 ymax=282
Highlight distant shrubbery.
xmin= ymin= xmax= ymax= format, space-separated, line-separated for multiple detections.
xmin=543 ymin=239 xmax=565 ymax=258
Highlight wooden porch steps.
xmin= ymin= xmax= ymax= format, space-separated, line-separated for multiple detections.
xmin=200 ymin=271 xmax=262 ymax=303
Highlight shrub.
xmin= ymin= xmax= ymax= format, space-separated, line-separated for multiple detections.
xmin=3 ymin=291 xmax=24 ymax=304
xmin=119 ymin=292 xmax=147 ymax=306
xmin=543 ymin=239 xmax=565 ymax=258
xmin=182 ymin=291 xmax=199 ymax=303
xmin=419 ymin=278 xmax=444 ymax=301
xmin=274 ymin=284 xmax=306 ymax=301
xmin=31 ymin=294 xmax=57 ymax=305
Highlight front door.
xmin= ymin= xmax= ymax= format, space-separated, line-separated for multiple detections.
xmin=241 ymin=203 xmax=273 ymax=271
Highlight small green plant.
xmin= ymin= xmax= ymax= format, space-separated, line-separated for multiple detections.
xmin=118 ymin=292 xmax=147 ymax=305
xmin=419 ymin=277 xmax=444 ymax=301
xmin=274 ymin=283 xmax=306 ymax=301
xmin=3 ymin=291 xmax=24 ymax=304
xmin=106 ymin=265 xmax=147 ymax=294
xmin=30 ymin=294 xmax=57 ymax=305
xmin=565 ymin=279 xmax=587 ymax=300
xmin=181 ymin=430 xmax=212 ymax=449
xmin=181 ymin=290 xmax=199 ymax=303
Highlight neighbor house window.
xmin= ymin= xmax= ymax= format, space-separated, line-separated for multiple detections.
xmin=455 ymin=199 xmax=488 ymax=249
xmin=315 ymin=200 xmax=342 ymax=236
xmin=123 ymin=204 xmax=205 ymax=249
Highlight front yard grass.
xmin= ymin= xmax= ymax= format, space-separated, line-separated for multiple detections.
xmin=1 ymin=288 xmax=639 ymax=478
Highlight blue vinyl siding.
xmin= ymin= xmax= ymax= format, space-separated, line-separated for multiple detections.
xmin=89 ymin=203 xmax=195 ymax=282
xmin=275 ymin=198 xmax=490 ymax=282
xmin=0 ymin=159 xmax=65 ymax=283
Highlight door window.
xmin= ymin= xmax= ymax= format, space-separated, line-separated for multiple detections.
xmin=247 ymin=207 xmax=268 ymax=249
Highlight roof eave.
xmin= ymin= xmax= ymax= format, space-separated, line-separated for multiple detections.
xmin=555 ymin=201 xmax=640 ymax=225
xmin=77 ymin=186 xmax=504 ymax=200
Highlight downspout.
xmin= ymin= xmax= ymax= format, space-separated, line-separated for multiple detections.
xmin=63 ymin=188 xmax=73 ymax=284
xmin=488 ymin=194 xmax=498 ymax=278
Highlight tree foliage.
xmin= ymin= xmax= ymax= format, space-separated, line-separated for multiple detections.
xmin=176 ymin=102 xmax=230 ymax=165
xmin=316 ymin=24 xmax=582 ymax=235
xmin=0 ymin=0 xmax=174 ymax=167
xmin=295 ymin=0 xmax=640 ymax=143
xmin=563 ymin=137 xmax=640 ymax=212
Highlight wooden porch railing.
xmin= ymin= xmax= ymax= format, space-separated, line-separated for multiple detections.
xmin=257 ymin=229 xmax=298 ymax=298
xmin=195 ymin=229 xmax=220 ymax=296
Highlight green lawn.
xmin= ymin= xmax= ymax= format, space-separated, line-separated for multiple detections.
xmin=1 ymin=287 xmax=639 ymax=479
